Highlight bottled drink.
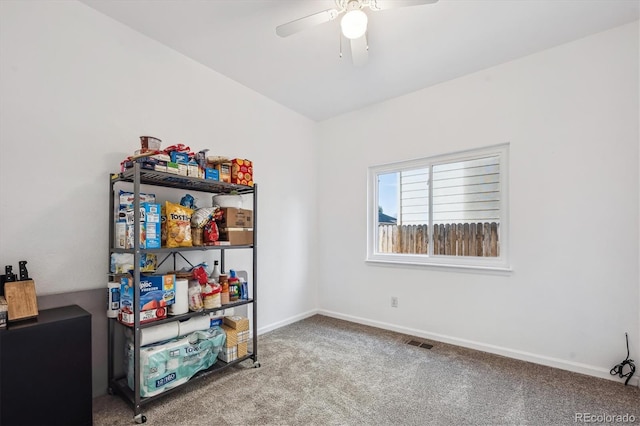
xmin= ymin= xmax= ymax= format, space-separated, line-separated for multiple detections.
xmin=210 ymin=260 xmax=221 ymax=283
xmin=228 ymin=270 xmax=240 ymax=302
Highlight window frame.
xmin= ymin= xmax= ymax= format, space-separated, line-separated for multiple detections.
xmin=366 ymin=143 xmax=510 ymax=272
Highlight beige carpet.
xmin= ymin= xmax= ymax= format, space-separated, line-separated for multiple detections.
xmin=93 ymin=315 xmax=640 ymax=425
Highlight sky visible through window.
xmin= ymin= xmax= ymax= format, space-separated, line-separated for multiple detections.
xmin=378 ymin=172 xmax=398 ymax=219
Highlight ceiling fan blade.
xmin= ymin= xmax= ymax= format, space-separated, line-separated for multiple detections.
xmin=276 ymin=9 xmax=340 ymax=37
xmin=370 ymin=0 xmax=438 ymax=11
xmin=350 ymin=34 xmax=368 ymax=67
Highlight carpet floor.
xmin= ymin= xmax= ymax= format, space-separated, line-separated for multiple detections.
xmin=93 ymin=315 xmax=640 ymax=425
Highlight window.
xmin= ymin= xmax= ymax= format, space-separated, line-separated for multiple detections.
xmin=367 ymin=144 xmax=509 ymax=271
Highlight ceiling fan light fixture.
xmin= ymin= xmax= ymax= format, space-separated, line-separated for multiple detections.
xmin=341 ymin=9 xmax=368 ymax=39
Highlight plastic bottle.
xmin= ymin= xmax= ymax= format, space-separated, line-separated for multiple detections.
xmin=219 ymin=274 xmax=229 ymax=305
xmin=209 ymin=260 xmax=221 ymax=283
xmin=228 ymin=270 xmax=240 ymax=302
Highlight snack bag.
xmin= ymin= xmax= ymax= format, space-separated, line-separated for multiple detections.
xmin=161 ymin=205 xmax=167 ymax=246
xmin=166 ymin=201 xmax=194 ymax=248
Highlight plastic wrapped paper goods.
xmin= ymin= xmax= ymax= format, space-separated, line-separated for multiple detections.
xmin=126 ymin=327 xmax=226 ymax=397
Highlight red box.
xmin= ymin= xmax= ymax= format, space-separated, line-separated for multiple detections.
xmin=231 ymin=159 xmax=253 ymax=187
xmin=118 ymin=306 xmax=167 ymax=326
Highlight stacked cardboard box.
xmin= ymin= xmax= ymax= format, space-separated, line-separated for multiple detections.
xmin=218 ymin=208 xmax=254 ymax=245
xmin=219 ymin=315 xmax=250 ymax=362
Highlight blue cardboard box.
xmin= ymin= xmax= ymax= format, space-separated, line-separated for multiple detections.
xmin=205 ymin=168 xmax=219 ymax=180
xmin=170 ymin=151 xmax=190 ymax=164
xmin=120 ymin=274 xmax=176 ymax=311
xmin=143 ymin=203 xmax=161 ymax=249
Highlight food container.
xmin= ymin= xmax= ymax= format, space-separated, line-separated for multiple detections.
xmin=140 ymin=136 xmax=161 ymax=151
xmin=212 ymin=194 xmax=243 ymax=209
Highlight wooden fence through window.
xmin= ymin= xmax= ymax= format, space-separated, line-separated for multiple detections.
xmin=378 ymin=223 xmax=499 ymax=257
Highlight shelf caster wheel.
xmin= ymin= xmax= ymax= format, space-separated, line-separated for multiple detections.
xmin=253 ymin=361 xmax=261 ymax=368
xmin=107 ymin=387 xmax=114 ymax=395
xmin=134 ymin=414 xmax=147 ymax=424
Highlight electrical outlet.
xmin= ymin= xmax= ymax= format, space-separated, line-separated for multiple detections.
xmin=391 ymin=296 xmax=398 ymax=308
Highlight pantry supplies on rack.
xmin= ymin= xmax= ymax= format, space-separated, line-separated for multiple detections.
xmin=125 ymin=326 xmax=226 ymax=397
xmin=107 ymin=282 xmax=120 ymax=318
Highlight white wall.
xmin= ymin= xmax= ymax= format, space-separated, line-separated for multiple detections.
xmin=316 ymin=21 xmax=639 ymax=384
xmin=1 ymin=0 xmax=638 ymax=389
xmin=0 ymin=0 xmax=319 ymax=330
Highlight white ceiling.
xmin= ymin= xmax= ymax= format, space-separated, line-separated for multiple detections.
xmin=81 ymin=0 xmax=639 ymax=122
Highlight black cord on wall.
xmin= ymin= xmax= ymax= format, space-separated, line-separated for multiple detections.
xmin=610 ymin=333 xmax=636 ymax=386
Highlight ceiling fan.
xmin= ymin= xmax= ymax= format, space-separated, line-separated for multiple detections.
xmin=276 ymin=0 xmax=439 ymax=66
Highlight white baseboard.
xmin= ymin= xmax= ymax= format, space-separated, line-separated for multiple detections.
xmin=257 ymin=309 xmax=319 ymax=335
xmin=317 ymin=309 xmax=640 ymax=388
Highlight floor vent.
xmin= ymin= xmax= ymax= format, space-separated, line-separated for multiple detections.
xmin=407 ymin=340 xmax=433 ymax=349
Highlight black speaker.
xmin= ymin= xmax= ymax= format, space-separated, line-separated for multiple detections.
xmin=0 ymin=305 xmax=92 ymax=426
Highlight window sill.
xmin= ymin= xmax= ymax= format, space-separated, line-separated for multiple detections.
xmin=365 ymin=258 xmax=513 ymax=275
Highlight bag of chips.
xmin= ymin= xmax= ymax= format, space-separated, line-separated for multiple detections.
xmin=166 ymin=201 xmax=194 ymax=248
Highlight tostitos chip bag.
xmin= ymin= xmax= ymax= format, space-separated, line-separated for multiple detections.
xmin=166 ymin=201 xmax=194 ymax=248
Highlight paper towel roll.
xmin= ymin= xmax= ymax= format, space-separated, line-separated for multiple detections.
xmin=169 ymin=279 xmax=189 ymax=316
xmin=137 ymin=322 xmax=180 ymax=346
xmin=178 ymin=315 xmax=211 ymax=336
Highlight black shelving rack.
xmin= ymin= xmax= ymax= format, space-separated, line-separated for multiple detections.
xmin=107 ymin=162 xmax=259 ymax=424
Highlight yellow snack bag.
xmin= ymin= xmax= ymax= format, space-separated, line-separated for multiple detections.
xmin=165 ymin=201 xmax=194 ymax=248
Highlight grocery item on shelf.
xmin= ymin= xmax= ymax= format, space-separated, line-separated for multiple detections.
xmin=165 ymin=201 xmax=194 ymax=248
xmin=231 ymin=158 xmax=253 ymax=186
xmin=107 ymin=159 xmax=257 ymax=421
xmin=139 ymin=136 xmax=161 ymax=152
xmin=126 ymin=326 xmax=226 ymax=397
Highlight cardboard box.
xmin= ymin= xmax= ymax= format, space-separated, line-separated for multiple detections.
xmin=119 ymin=306 xmax=167 ymax=326
xmin=238 ymin=342 xmax=248 ymax=357
xmin=119 ymin=190 xmax=156 ymax=207
xmin=223 ymin=315 xmax=249 ymax=332
xmin=237 ymin=330 xmax=250 ymax=344
xmin=115 ymin=203 xmax=161 ymax=249
xmin=115 ymin=222 xmax=128 ymax=249
xmin=219 ymin=228 xmax=253 ymax=246
xmin=231 ymin=159 xmax=253 ymax=187
xmin=205 ymin=168 xmax=219 ymax=181
xmin=219 ymin=208 xmax=254 ymax=228
xmin=170 ymin=151 xmax=189 ymax=163
xmin=143 ymin=203 xmax=161 ymax=249
xmin=120 ymin=274 xmax=175 ymax=312
xmin=167 ymin=162 xmax=179 ymax=174
xmin=221 ymin=324 xmax=237 ymax=347
xmin=187 ymin=160 xmax=200 ymax=178
xmin=216 ymin=162 xmax=231 ymax=183
xmin=219 ymin=346 xmax=237 ymax=363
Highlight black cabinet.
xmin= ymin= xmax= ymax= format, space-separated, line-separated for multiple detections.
xmin=0 ymin=305 xmax=92 ymax=426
